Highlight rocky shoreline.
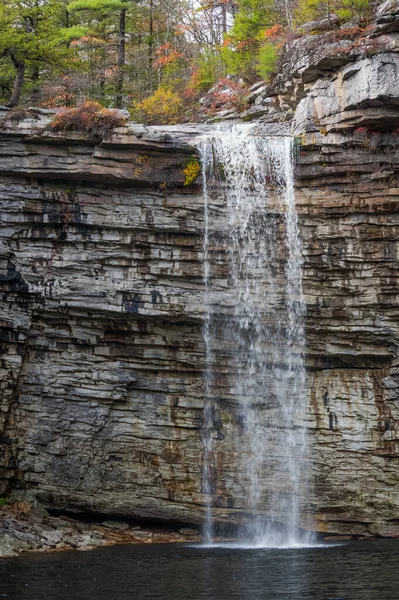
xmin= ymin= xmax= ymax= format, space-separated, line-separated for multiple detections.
xmin=0 ymin=501 xmax=201 ymax=558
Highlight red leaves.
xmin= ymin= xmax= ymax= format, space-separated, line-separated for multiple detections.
xmin=153 ymin=42 xmax=183 ymax=70
xmin=51 ymin=101 xmax=126 ymax=138
xmin=205 ymin=78 xmax=247 ymax=115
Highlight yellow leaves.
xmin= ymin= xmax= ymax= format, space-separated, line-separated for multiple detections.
xmin=131 ymin=87 xmax=183 ymax=125
xmin=183 ymin=159 xmax=201 ymax=186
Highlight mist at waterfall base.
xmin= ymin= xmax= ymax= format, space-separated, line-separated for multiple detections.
xmin=199 ymin=126 xmax=313 ymax=548
xmin=1 ymin=540 xmax=398 ymax=600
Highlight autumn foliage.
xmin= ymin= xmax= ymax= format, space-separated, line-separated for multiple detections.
xmin=153 ymin=42 xmax=184 ymax=69
xmin=183 ymin=159 xmax=201 ymax=185
xmin=204 ymin=78 xmax=248 ymax=115
xmin=131 ymin=87 xmax=183 ymax=125
xmin=51 ymin=101 xmax=126 ymax=139
xmin=0 ymin=0 xmax=377 ymax=117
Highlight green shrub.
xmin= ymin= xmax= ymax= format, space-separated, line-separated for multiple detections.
xmin=256 ymin=44 xmax=278 ymax=80
xmin=295 ymin=0 xmax=373 ymax=25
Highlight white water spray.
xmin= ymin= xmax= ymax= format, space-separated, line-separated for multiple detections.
xmin=199 ymin=126 xmax=312 ymax=547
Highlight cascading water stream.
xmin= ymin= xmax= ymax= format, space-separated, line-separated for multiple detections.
xmin=199 ymin=126 xmax=312 ymax=548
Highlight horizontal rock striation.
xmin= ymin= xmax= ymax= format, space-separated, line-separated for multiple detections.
xmin=0 ymin=121 xmax=209 ymax=526
xmin=292 ymin=53 xmax=399 ymax=134
xmin=296 ymin=131 xmax=399 ymax=535
xmin=1 ymin=100 xmax=399 ymax=536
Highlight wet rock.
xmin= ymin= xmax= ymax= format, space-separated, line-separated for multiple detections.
xmin=0 ymin=534 xmax=27 ymax=557
xmin=1 ymin=83 xmax=399 ymax=540
xmin=62 ymin=534 xmax=81 ymax=549
xmin=25 ymin=506 xmax=49 ymax=524
xmin=179 ymin=527 xmax=198 ymax=536
xmin=42 ymin=530 xmax=63 ymax=547
xmin=132 ymin=531 xmax=153 ymax=540
xmin=102 ymin=520 xmax=130 ymax=531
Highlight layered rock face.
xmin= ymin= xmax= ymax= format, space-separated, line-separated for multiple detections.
xmin=0 ymin=121 xmax=209 ymax=525
xmin=297 ymin=131 xmax=399 ymax=536
xmin=0 ymin=117 xmax=399 ymax=537
xmin=2 ymin=4 xmax=399 ymax=535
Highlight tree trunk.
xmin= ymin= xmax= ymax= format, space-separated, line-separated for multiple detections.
xmin=221 ymin=3 xmax=227 ymax=34
xmin=6 ymin=55 xmax=25 ymax=108
xmin=115 ymin=7 xmax=126 ymax=108
xmin=148 ymin=0 xmax=153 ymax=93
xmin=284 ymin=0 xmax=293 ymax=32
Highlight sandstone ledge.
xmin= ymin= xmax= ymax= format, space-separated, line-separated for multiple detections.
xmin=0 ymin=117 xmax=206 ymax=188
xmin=0 ymin=501 xmax=201 ymax=558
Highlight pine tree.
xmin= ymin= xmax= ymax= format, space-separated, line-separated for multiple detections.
xmin=0 ymin=0 xmax=68 ymax=107
xmin=68 ymin=0 xmax=131 ymax=107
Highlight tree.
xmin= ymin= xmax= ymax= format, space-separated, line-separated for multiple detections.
xmin=69 ymin=0 xmax=131 ymax=107
xmin=0 ymin=0 xmax=68 ymax=107
xmin=295 ymin=0 xmax=372 ymax=24
xmin=219 ymin=0 xmax=281 ymax=80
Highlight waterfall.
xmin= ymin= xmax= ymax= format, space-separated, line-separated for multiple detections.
xmin=199 ymin=126 xmax=312 ymax=547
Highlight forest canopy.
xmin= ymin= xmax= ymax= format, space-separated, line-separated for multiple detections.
xmin=0 ymin=0 xmax=374 ymax=121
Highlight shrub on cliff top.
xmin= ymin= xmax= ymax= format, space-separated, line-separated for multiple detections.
xmin=51 ymin=101 xmax=126 ymax=139
xmin=131 ymin=87 xmax=183 ymax=125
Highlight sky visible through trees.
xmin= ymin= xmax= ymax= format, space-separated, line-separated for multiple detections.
xmin=0 ymin=0 xmax=373 ymax=122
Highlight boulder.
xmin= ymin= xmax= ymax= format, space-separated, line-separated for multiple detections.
xmin=298 ymin=14 xmax=340 ymax=35
xmin=292 ymin=53 xmax=399 ymax=134
xmin=373 ymin=0 xmax=399 ymax=35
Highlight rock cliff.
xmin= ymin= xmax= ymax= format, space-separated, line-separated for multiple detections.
xmin=2 ymin=3 xmax=399 ymax=538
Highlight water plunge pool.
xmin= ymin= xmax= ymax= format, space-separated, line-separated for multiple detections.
xmin=0 ymin=540 xmax=397 ymax=600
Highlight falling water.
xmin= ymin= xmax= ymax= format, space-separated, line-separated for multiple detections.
xmin=199 ymin=125 xmax=312 ymax=547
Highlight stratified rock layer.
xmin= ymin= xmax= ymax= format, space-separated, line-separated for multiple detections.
xmin=0 ymin=116 xmax=399 ymax=537
xmin=296 ymin=131 xmax=399 ymax=536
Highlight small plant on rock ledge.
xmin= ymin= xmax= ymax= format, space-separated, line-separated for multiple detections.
xmin=51 ymin=101 xmax=126 ymax=140
xmin=183 ymin=159 xmax=201 ymax=186
xmin=1 ymin=107 xmax=29 ymax=125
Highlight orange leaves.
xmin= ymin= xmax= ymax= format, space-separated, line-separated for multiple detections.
xmin=70 ymin=35 xmax=106 ymax=48
xmin=174 ymin=24 xmax=188 ymax=35
xmin=51 ymin=101 xmax=126 ymax=138
xmin=236 ymin=40 xmax=251 ymax=50
xmin=204 ymin=78 xmax=247 ymax=115
xmin=263 ymin=24 xmax=285 ymax=41
xmin=153 ymin=42 xmax=183 ymax=70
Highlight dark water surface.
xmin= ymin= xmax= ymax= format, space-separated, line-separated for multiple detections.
xmin=0 ymin=540 xmax=398 ymax=600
